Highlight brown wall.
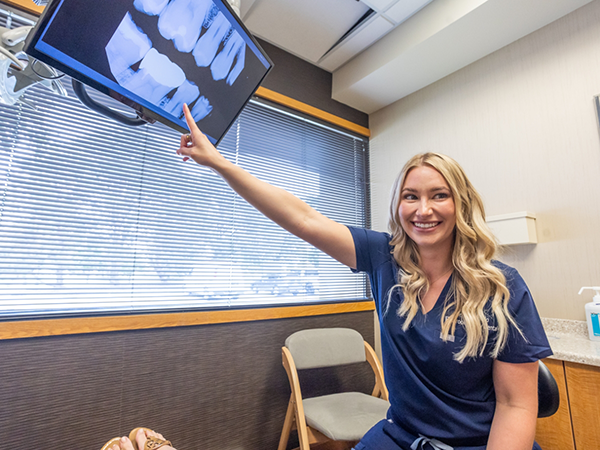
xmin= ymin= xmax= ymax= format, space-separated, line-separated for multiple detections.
xmin=0 ymin=311 xmax=375 ymax=450
xmin=257 ymin=38 xmax=369 ymax=129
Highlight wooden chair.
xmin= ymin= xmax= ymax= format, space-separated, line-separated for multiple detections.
xmin=278 ymin=328 xmax=389 ymax=450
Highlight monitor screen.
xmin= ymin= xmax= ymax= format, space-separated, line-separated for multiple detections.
xmin=24 ymin=0 xmax=273 ymax=145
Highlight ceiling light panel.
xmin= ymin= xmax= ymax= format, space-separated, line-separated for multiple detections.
xmin=359 ymin=0 xmax=398 ymax=12
xmin=319 ymin=14 xmax=395 ymax=71
xmin=243 ymin=0 xmax=370 ymax=63
xmin=384 ymin=0 xmax=433 ymax=25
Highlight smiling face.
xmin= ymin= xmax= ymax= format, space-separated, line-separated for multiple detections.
xmin=398 ymin=165 xmax=456 ymax=254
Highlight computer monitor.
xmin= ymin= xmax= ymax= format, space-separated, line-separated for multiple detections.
xmin=24 ymin=0 xmax=273 ymax=145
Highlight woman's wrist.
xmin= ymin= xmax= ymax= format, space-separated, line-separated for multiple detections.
xmin=208 ymin=152 xmax=235 ymax=174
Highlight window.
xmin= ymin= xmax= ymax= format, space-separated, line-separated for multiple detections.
xmin=0 ymin=60 xmax=370 ymax=318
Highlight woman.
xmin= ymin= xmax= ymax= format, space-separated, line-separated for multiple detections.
xmin=176 ymin=104 xmax=552 ymax=450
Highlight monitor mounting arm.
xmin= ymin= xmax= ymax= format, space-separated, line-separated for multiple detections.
xmin=71 ymin=79 xmax=150 ymax=127
xmin=1 ymin=25 xmax=150 ymax=126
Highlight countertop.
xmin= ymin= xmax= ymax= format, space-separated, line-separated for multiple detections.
xmin=541 ymin=318 xmax=600 ymax=367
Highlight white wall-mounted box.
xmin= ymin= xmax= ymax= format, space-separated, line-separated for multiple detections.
xmin=486 ymin=212 xmax=537 ymax=246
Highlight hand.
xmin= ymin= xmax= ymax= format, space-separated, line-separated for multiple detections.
xmin=177 ymin=103 xmax=224 ymax=167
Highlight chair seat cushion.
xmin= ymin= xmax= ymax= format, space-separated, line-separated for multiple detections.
xmin=303 ymin=392 xmax=390 ymax=441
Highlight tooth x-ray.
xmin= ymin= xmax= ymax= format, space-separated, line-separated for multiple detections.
xmin=24 ymin=0 xmax=272 ymax=144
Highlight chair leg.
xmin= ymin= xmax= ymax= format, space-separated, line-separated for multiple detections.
xmin=278 ymin=397 xmax=296 ymax=450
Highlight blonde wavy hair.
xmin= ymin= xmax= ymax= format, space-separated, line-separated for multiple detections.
xmin=388 ymin=153 xmax=522 ymax=362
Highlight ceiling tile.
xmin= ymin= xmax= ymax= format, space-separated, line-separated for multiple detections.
xmin=240 ymin=0 xmax=258 ymax=20
xmin=243 ymin=0 xmax=370 ymax=63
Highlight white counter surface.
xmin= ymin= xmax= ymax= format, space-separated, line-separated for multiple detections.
xmin=542 ymin=318 xmax=600 ymax=367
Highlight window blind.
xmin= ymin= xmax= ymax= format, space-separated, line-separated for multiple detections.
xmin=0 ymin=69 xmax=370 ymax=317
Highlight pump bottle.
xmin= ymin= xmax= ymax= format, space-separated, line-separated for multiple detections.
xmin=578 ymin=287 xmax=600 ymax=342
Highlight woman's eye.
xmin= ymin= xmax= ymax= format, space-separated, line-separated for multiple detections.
xmin=403 ymin=194 xmax=417 ymax=200
xmin=434 ymin=192 xmax=449 ymax=199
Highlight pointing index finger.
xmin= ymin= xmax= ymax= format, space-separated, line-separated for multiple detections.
xmin=182 ymin=103 xmax=196 ymax=132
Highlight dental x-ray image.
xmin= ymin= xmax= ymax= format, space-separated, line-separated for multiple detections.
xmin=24 ymin=0 xmax=271 ymax=144
xmin=105 ymin=0 xmax=246 ymax=123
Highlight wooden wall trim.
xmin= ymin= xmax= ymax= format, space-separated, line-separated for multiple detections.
xmin=255 ymin=87 xmax=370 ymax=137
xmin=0 ymin=301 xmax=375 ymax=340
xmin=1 ymin=0 xmax=43 ymax=15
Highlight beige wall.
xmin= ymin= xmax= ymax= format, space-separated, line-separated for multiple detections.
xmin=368 ymin=0 xmax=600 ymax=321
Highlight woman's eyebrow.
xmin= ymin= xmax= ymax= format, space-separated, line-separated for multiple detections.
xmin=402 ymin=186 xmax=449 ymax=192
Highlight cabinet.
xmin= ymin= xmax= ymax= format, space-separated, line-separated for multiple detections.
xmin=565 ymin=361 xmax=600 ymax=449
xmin=535 ymin=359 xmax=575 ymax=450
xmin=535 ymin=359 xmax=600 ymax=450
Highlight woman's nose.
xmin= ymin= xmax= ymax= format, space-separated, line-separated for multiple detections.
xmin=417 ymin=199 xmax=432 ymax=216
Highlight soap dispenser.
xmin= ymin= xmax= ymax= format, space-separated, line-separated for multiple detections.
xmin=578 ymin=287 xmax=600 ymax=342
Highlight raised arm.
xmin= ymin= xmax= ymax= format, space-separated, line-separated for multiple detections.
xmin=177 ymin=104 xmax=357 ymax=269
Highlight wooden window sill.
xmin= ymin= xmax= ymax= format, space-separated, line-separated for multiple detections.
xmin=0 ymin=301 xmax=375 ymax=340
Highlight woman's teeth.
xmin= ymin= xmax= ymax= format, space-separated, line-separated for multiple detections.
xmin=414 ymin=222 xmax=438 ymax=229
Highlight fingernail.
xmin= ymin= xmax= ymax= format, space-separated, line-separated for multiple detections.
xmin=183 ymin=157 xmax=189 ymax=162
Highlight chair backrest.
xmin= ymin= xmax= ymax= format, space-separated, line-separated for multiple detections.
xmin=285 ymin=328 xmax=366 ymax=370
xmin=537 ymin=360 xmax=560 ymax=418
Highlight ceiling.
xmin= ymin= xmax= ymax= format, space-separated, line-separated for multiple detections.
xmin=240 ymin=0 xmax=595 ymax=114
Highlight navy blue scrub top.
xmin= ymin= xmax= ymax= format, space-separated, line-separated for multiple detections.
xmin=348 ymin=227 xmax=553 ymax=449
